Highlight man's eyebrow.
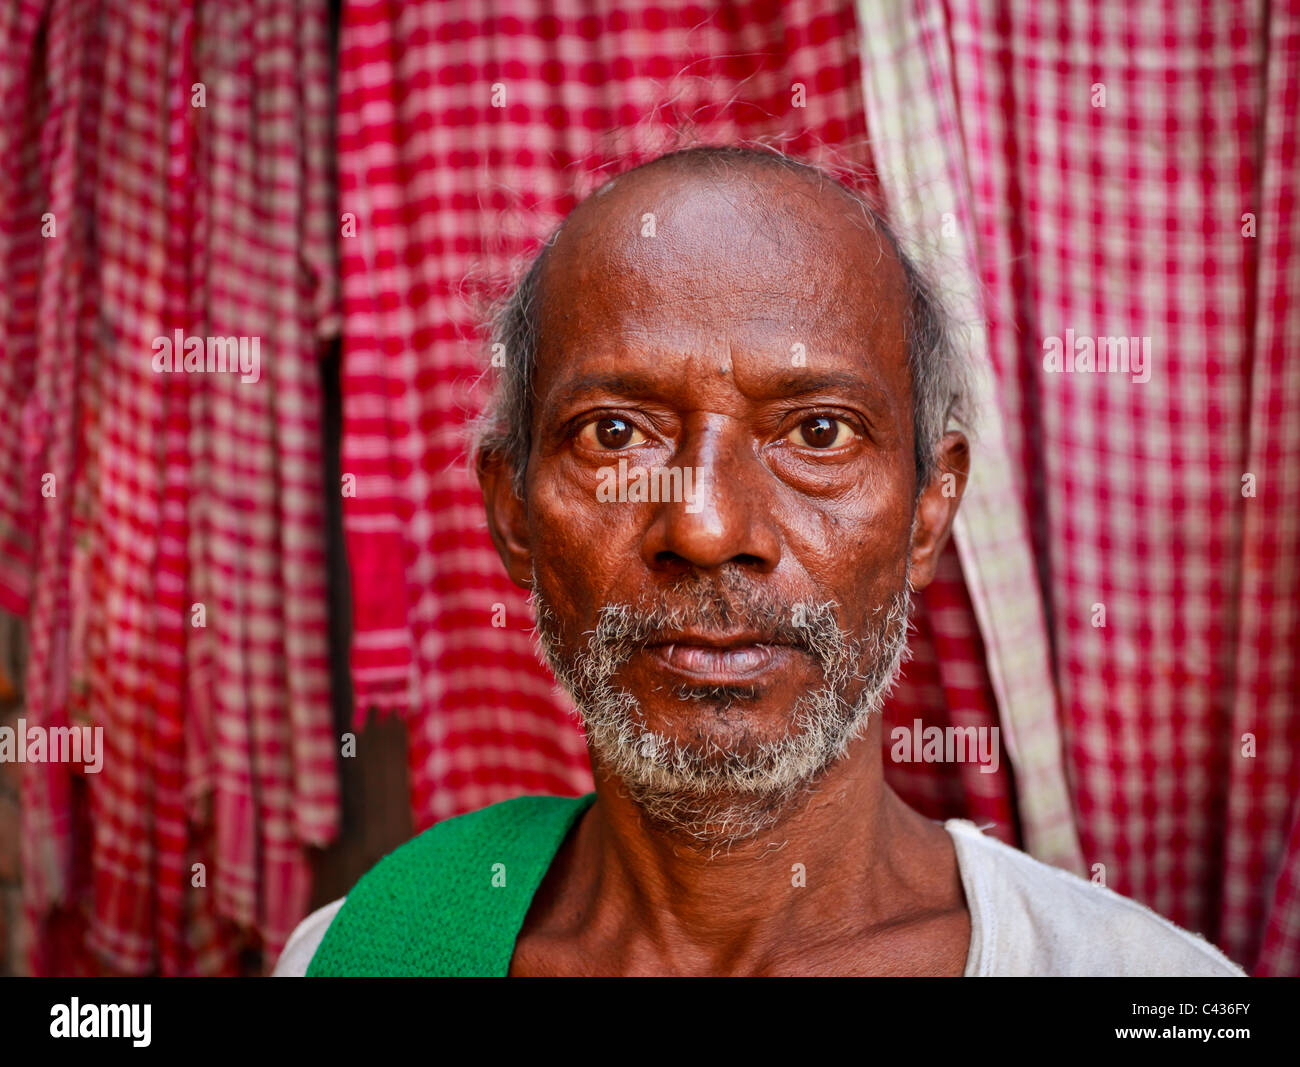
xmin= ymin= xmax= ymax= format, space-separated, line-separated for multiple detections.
xmin=549 ymin=373 xmax=663 ymax=407
xmin=764 ymin=369 xmax=886 ymax=399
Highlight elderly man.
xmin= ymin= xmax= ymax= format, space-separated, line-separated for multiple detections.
xmin=277 ymin=146 xmax=1243 ymax=977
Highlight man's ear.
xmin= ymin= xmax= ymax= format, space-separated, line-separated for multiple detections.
xmin=477 ymin=449 xmax=535 ymax=590
xmin=907 ymin=431 xmax=970 ymax=591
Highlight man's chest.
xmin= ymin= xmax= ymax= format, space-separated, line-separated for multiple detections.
xmin=508 ymin=908 xmax=971 ymax=977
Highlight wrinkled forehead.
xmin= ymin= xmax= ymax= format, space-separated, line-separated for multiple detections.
xmin=533 ymin=158 xmax=911 ymax=362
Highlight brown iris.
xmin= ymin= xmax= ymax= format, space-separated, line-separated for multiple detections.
xmin=595 ymin=416 xmax=635 ymax=449
xmin=794 ymin=415 xmax=848 ymax=448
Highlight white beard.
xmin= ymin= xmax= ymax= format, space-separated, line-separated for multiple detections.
xmin=531 ymin=571 xmax=912 ymax=850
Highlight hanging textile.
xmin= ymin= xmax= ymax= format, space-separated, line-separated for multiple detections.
xmin=0 ymin=0 xmax=340 ymax=974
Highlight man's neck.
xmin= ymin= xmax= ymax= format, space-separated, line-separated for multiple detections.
xmin=517 ymin=718 xmax=970 ymax=976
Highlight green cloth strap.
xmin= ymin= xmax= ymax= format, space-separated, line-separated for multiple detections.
xmin=307 ymin=792 xmax=597 ymax=976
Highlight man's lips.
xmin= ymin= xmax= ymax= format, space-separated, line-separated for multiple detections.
xmin=642 ymin=634 xmax=799 ymax=685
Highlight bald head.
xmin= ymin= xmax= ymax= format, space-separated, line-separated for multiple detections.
xmin=542 ymin=149 xmax=910 ymax=339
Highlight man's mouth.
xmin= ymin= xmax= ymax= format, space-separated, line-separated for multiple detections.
xmin=643 ymin=633 xmax=799 ymax=685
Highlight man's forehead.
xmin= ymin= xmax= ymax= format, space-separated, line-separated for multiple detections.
xmin=534 ymin=156 xmax=910 ymax=354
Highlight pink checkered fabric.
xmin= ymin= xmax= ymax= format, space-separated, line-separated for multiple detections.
xmin=337 ymin=0 xmax=1017 ymax=843
xmin=854 ymin=0 xmax=1299 ymax=973
xmin=0 ymin=0 xmax=339 ymax=974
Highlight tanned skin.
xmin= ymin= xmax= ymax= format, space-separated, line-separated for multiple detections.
xmin=478 ymin=155 xmax=973 ymax=976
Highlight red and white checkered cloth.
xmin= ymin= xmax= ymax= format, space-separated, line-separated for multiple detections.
xmin=336 ymin=0 xmax=1018 ymax=850
xmin=0 ymin=0 xmax=339 ymax=974
xmin=855 ymin=0 xmax=1300 ymax=974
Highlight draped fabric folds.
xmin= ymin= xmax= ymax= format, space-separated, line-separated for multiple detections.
xmin=0 ymin=0 xmax=340 ymax=974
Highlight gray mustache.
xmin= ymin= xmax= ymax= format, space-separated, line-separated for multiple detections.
xmin=587 ymin=596 xmax=846 ymax=661
xmin=578 ymin=569 xmax=848 ymax=657
xmin=597 ymin=603 xmax=831 ymax=652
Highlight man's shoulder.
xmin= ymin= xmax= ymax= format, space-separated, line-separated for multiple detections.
xmin=273 ymin=897 xmax=345 ymax=976
xmin=278 ymin=792 xmax=595 ymax=976
xmin=945 ymin=820 xmax=1245 ymax=977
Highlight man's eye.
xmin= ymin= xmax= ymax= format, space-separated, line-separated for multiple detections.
xmin=577 ymin=416 xmax=646 ymax=451
xmin=787 ymin=416 xmax=855 ymax=449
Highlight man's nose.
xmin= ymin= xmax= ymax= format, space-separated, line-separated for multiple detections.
xmin=638 ymin=419 xmax=782 ymax=575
